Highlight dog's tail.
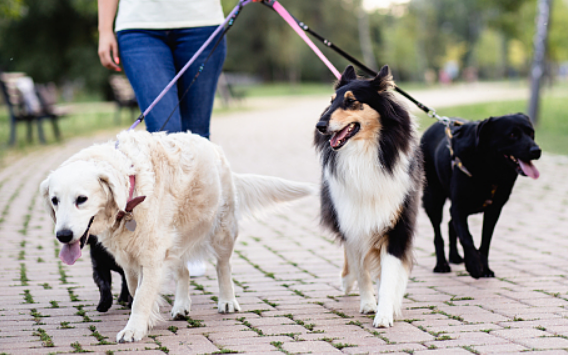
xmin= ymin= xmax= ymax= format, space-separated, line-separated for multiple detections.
xmin=233 ymin=173 xmax=314 ymax=219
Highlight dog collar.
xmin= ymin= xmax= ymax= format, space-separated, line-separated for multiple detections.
xmin=116 ymin=175 xmax=146 ymax=231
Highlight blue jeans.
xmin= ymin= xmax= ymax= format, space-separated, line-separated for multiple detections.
xmin=117 ymin=27 xmax=226 ymax=137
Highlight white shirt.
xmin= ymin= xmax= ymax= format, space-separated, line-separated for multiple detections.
xmin=115 ymin=0 xmax=224 ymax=32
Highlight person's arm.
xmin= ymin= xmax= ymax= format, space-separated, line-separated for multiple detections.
xmin=98 ymin=0 xmax=121 ymax=71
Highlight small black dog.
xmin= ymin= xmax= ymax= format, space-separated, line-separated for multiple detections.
xmin=88 ymin=236 xmax=131 ymax=312
xmin=421 ymin=113 xmax=541 ymax=278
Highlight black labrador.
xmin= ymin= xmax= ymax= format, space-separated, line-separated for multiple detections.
xmin=88 ymin=236 xmax=131 ymax=312
xmin=421 ymin=113 xmax=541 ymax=278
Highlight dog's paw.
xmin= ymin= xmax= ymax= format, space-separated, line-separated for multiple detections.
xmin=341 ymin=275 xmax=356 ymax=295
xmin=360 ymin=300 xmax=376 ymax=314
xmin=171 ymin=299 xmax=191 ymax=320
xmin=116 ymin=325 xmax=147 ymax=343
xmin=373 ymin=312 xmax=394 ymax=328
xmin=96 ymin=293 xmax=113 ymax=313
xmin=449 ymin=251 xmax=464 ymax=264
xmin=433 ymin=261 xmax=451 ymax=273
xmin=481 ymin=267 xmax=495 ymax=278
xmin=218 ymin=298 xmax=241 ymax=313
xmin=464 ymin=250 xmax=484 ymax=279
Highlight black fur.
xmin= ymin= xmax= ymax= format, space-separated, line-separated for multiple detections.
xmin=88 ymin=235 xmax=131 ymax=312
xmin=421 ymin=113 xmax=541 ymax=278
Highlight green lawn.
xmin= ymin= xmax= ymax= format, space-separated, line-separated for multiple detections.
xmin=1 ymin=82 xmax=566 ymax=162
xmin=414 ymin=89 xmax=568 ymax=155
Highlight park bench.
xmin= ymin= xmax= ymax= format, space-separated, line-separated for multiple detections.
xmin=0 ymin=72 xmax=65 ymax=146
xmin=108 ymin=75 xmax=138 ymax=124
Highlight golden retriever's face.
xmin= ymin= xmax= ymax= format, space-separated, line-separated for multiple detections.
xmin=40 ymin=161 xmax=121 ymax=265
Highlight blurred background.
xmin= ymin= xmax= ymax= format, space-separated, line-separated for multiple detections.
xmin=0 ymin=0 xmax=567 ymax=155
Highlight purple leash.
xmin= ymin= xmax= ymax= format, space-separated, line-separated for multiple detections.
xmin=124 ymin=0 xmax=252 ymax=134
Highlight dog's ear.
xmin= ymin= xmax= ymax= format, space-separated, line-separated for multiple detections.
xmin=475 ymin=117 xmax=493 ymax=148
xmin=371 ymin=65 xmax=394 ymax=93
xmin=517 ymin=112 xmax=534 ymax=127
xmin=98 ymin=167 xmax=128 ymax=212
xmin=39 ymin=175 xmax=56 ymax=222
xmin=336 ymin=65 xmax=357 ymax=89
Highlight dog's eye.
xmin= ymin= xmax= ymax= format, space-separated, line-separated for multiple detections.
xmin=345 ymin=98 xmax=355 ymax=106
xmin=51 ymin=197 xmax=59 ymax=206
xmin=509 ymin=132 xmax=518 ymax=139
xmin=76 ymin=196 xmax=88 ymax=205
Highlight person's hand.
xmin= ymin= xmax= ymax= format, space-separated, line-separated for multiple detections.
xmin=98 ymin=31 xmax=121 ymax=72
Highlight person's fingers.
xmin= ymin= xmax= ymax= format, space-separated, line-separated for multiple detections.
xmin=98 ymin=35 xmax=121 ymax=71
xmin=111 ymin=41 xmax=122 ymax=71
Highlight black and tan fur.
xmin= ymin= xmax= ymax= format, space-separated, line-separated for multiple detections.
xmin=314 ymin=65 xmax=423 ymax=327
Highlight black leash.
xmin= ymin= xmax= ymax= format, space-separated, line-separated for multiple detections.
xmin=157 ymin=2 xmax=245 ymax=132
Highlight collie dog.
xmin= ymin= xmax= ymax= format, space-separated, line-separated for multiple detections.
xmin=40 ymin=130 xmax=313 ymax=342
xmin=314 ymin=65 xmax=423 ymax=327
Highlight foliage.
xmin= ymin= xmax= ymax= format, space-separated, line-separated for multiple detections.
xmin=1 ymin=0 xmax=568 ymax=96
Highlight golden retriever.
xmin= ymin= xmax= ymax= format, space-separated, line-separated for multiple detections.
xmin=40 ymin=130 xmax=313 ymax=342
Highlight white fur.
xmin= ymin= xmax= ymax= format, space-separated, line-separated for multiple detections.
xmin=40 ymin=130 xmax=313 ymax=342
xmin=374 ymin=248 xmax=409 ymax=327
xmin=326 ymin=140 xmax=412 ymax=248
xmin=323 ymin=132 xmax=417 ymax=328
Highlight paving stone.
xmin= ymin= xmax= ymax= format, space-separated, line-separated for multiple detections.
xmin=1 ymin=96 xmax=568 ymax=354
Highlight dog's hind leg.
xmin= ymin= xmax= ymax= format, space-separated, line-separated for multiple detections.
xmin=448 ymin=219 xmax=463 ymax=264
xmin=213 ymin=228 xmax=241 ymax=313
xmin=423 ymin=189 xmax=450 ymax=273
xmin=345 ymin=243 xmax=375 ymax=314
xmin=341 ymin=248 xmax=356 ymax=295
xmin=171 ymin=260 xmax=192 ymax=320
xmin=374 ymin=249 xmax=409 ymax=328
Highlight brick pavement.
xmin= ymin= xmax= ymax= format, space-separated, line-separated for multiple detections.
xmin=1 ymin=95 xmax=568 ymax=354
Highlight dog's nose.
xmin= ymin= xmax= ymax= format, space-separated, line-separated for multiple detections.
xmin=56 ymin=229 xmax=74 ymax=243
xmin=530 ymin=146 xmax=541 ymax=159
xmin=316 ymin=121 xmax=328 ymax=134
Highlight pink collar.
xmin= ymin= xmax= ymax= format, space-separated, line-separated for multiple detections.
xmin=117 ymin=175 xmax=145 ymax=221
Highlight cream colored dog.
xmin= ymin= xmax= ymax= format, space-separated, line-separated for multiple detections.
xmin=40 ymin=130 xmax=312 ymax=342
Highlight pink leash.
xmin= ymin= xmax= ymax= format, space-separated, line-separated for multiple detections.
xmin=271 ymin=1 xmax=341 ymax=80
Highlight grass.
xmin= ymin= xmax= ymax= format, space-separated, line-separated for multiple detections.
xmin=415 ymin=85 xmax=568 ymax=155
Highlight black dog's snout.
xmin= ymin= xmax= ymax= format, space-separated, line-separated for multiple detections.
xmin=530 ymin=146 xmax=542 ymax=160
xmin=56 ymin=229 xmax=74 ymax=243
xmin=316 ymin=121 xmax=328 ymax=134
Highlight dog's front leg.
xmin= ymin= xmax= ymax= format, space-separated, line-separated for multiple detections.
xmin=374 ymin=249 xmax=409 ymax=328
xmin=450 ymin=206 xmax=483 ymax=278
xmin=117 ymin=264 xmax=162 ymax=343
xmin=345 ymin=244 xmax=375 ymax=314
xmin=479 ymin=205 xmax=504 ymax=277
xmin=124 ymin=267 xmax=139 ymax=298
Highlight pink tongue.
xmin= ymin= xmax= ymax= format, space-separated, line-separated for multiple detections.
xmin=330 ymin=126 xmax=351 ymax=148
xmin=519 ymin=160 xmax=540 ymax=179
xmin=59 ymin=241 xmax=82 ymax=265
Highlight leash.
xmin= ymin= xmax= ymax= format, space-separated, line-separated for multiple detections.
xmin=124 ymin=0 xmax=252 ymax=135
xmin=260 ymin=0 xmax=452 ymax=125
xmin=260 ymin=0 xmax=475 ymax=176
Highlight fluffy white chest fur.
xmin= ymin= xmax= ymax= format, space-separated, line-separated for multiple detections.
xmin=325 ymin=141 xmax=412 ymax=242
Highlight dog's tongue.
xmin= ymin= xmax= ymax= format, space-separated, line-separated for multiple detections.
xmin=330 ymin=126 xmax=350 ymax=148
xmin=59 ymin=241 xmax=82 ymax=265
xmin=519 ymin=160 xmax=540 ymax=179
